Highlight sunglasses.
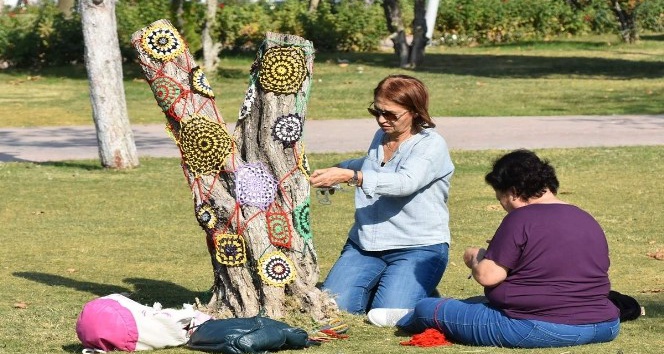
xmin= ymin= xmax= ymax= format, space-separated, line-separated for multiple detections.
xmin=367 ymin=103 xmax=410 ymax=121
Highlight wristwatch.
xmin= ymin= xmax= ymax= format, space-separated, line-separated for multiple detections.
xmin=347 ymin=170 xmax=359 ymax=187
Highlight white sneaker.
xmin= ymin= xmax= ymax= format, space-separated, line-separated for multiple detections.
xmin=367 ymin=308 xmax=412 ymax=327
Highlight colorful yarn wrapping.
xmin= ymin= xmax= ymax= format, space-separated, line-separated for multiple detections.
xmin=195 ymin=202 xmax=218 ymax=230
xmin=190 ymin=66 xmax=215 ymax=98
xmin=400 ymin=328 xmax=452 ymax=347
xmin=140 ymin=22 xmax=186 ymax=62
xmin=271 ymin=114 xmax=303 ymax=146
xmin=258 ymin=46 xmax=307 ymax=95
xmin=238 ymin=84 xmax=256 ymax=121
xmin=298 ymin=148 xmax=310 ymax=177
xmin=258 ymin=251 xmax=296 ymax=286
xmin=292 ymin=199 xmax=312 ymax=241
xmin=266 ymin=209 xmax=293 ymax=248
xmin=178 ymin=114 xmax=233 ymax=177
xmin=150 ymin=76 xmax=182 ymax=116
xmin=214 ymin=233 xmax=247 ymax=266
xmin=234 ymin=162 xmax=278 ymax=211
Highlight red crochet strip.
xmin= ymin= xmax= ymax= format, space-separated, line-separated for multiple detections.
xmin=400 ymin=328 xmax=452 ymax=347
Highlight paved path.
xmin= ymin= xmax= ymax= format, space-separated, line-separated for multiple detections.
xmin=1 ymin=115 xmax=663 ymax=162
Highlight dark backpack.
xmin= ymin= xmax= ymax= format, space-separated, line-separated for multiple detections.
xmin=608 ymin=290 xmax=642 ymax=322
xmin=186 ymin=316 xmax=318 ymax=353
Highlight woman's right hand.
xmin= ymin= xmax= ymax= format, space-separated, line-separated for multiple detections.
xmin=309 ymin=167 xmax=353 ymax=188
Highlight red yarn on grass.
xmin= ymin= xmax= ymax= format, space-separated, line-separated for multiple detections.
xmin=400 ymin=328 xmax=452 ymax=347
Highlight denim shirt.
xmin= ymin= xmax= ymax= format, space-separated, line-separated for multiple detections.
xmin=338 ymin=128 xmax=455 ymax=251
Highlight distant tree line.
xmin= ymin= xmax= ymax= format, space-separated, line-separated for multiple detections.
xmin=0 ymin=0 xmax=662 ymax=68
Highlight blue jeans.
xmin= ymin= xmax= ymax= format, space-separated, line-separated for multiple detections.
xmin=397 ymin=298 xmax=621 ymax=348
xmin=321 ymin=240 xmax=448 ymax=314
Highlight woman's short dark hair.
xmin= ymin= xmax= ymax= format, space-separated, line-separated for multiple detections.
xmin=484 ymin=149 xmax=559 ymax=199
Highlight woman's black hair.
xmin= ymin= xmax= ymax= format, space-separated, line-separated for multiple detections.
xmin=484 ymin=149 xmax=559 ymax=199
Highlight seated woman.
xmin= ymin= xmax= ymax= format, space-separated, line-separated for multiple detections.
xmin=368 ymin=149 xmax=620 ymax=348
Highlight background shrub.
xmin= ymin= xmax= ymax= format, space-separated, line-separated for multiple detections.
xmin=0 ymin=0 xmax=662 ymax=67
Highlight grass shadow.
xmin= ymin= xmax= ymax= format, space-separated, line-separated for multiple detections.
xmin=7 ymin=41 xmax=662 ymax=81
xmin=640 ymin=298 xmax=663 ymax=319
xmin=39 ymin=161 xmax=105 ymax=170
xmin=317 ymin=50 xmax=663 ymax=79
xmin=641 ymin=34 xmax=664 ymax=41
xmin=12 ymin=272 xmax=208 ymax=308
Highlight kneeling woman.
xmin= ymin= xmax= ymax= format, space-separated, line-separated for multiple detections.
xmin=371 ymin=149 xmax=620 ymax=348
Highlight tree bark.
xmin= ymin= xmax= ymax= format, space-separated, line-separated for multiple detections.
xmin=170 ymin=0 xmax=185 ymax=35
xmin=383 ymin=0 xmax=428 ymax=68
xmin=383 ymin=0 xmax=409 ymax=68
xmin=131 ymin=20 xmax=336 ymax=320
xmin=202 ymin=0 xmax=221 ymax=70
xmin=410 ymin=0 xmax=428 ymax=68
xmin=80 ymin=0 xmax=139 ymax=169
xmin=57 ymin=0 xmax=75 ymax=18
xmin=308 ymin=0 xmax=319 ymax=12
xmin=610 ymin=0 xmax=639 ymax=43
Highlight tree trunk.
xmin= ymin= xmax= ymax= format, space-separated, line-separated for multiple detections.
xmin=610 ymin=0 xmax=639 ymax=43
xmin=0 ymin=0 xmax=5 ymax=14
xmin=410 ymin=0 xmax=428 ymax=68
xmin=383 ymin=0 xmax=409 ymax=68
xmin=57 ymin=0 xmax=75 ymax=18
xmin=383 ymin=0 xmax=428 ymax=68
xmin=131 ymin=20 xmax=337 ymax=321
xmin=308 ymin=0 xmax=319 ymax=12
xmin=202 ymin=0 xmax=221 ymax=70
xmin=81 ymin=0 xmax=139 ymax=169
xmin=170 ymin=0 xmax=185 ymax=35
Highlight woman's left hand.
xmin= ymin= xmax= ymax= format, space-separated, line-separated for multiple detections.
xmin=309 ymin=167 xmax=352 ymax=188
xmin=463 ymin=247 xmax=486 ymax=269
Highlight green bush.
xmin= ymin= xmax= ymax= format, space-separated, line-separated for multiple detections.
xmin=0 ymin=3 xmax=83 ymax=68
xmin=434 ymin=0 xmax=664 ymax=45
xmin=304 ymin=0 xmax=387 ymax=52
xmin=216 ymin=0 xmax=386 ymax=53
xmin=637 ymin=0 xmax=664 ymax=32
xmin=116 ymin=0 xmax=204 ymax=61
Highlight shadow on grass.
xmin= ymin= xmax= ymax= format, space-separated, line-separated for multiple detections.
xmin=6 ymin=45 xmax=663 ymax=81
xmin=640 ymin=298 xmax=663 ymax=318
xmin=12 ymin=272 xmax=209 ymax=308
xmin=641 ymin=34 xmax=664 ymax=42
xmin=39 ymin=161 xmax=105 ymax=170
xmin=324 ymin=52 xmax=664 ymax=79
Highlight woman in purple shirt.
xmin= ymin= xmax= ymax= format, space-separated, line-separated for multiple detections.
xmin=368 ymin=149 xmax=620 ymax=348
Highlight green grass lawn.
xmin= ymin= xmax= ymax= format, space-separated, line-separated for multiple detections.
xmin=1 ymin=34 xmax=663 ymax=128
xmin=1 ymin=147 xmax=662 ymax=353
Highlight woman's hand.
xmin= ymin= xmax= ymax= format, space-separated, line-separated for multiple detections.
xmin=464 ymin=247 xmax=508 ymax=287
xmin=309 ymin=167 xmax=353 ymax=188
xmin=463 ymin=247 xmax=486 ymax=269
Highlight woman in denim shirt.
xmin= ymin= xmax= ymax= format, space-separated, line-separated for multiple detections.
xmin=309 ymin=75 xmax=455 ymax=314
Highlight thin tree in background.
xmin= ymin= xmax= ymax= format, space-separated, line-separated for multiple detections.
xmin=610 ymin=0 xmax=643 ymax=43
xmin=202 ymin=0 xmax=221 ymax=70
xmin=57 ymin=0 xmax=74 ymax=18
xmin=81 ymin=0 xmax=138 ymax=169
xmin=383 ymin=0 xmax=428 ymax=68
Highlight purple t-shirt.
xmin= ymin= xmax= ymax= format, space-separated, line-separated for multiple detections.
xmin=484 ymin=203 xmax=619 ymax=324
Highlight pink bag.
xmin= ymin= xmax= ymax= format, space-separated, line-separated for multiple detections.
xmin=76 ymin=294 xmax=212 ymax=352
